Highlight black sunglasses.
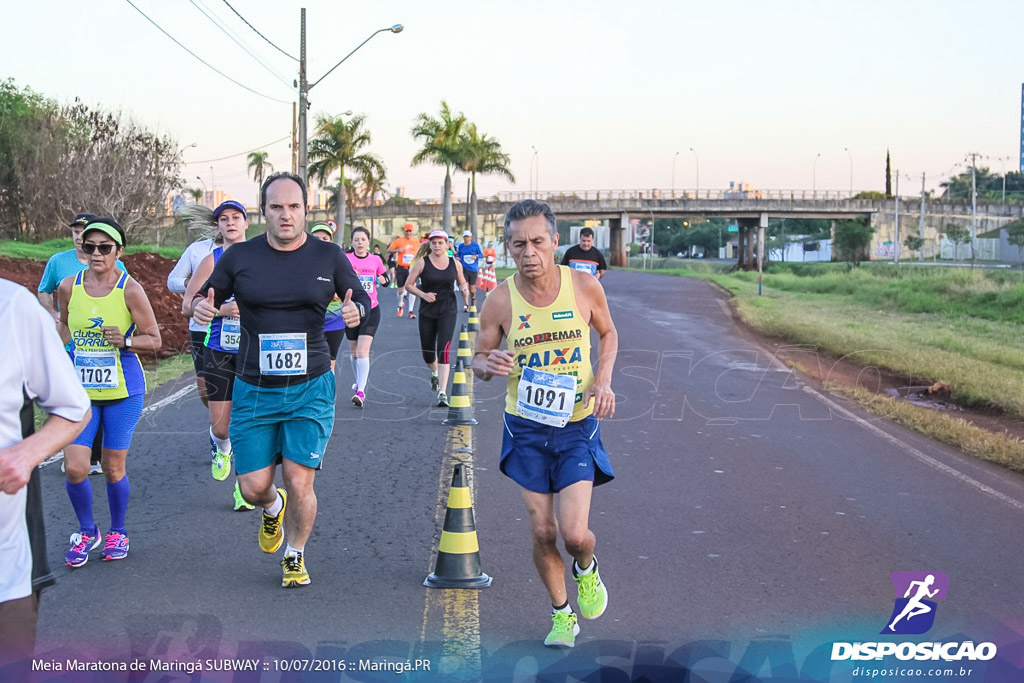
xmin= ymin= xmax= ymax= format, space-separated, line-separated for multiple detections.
xmin=82 ymin=243 xmax=116 ymax=255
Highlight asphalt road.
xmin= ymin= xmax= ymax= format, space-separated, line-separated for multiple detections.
xmin=29 ymin=271 xmax=1024 ymax=682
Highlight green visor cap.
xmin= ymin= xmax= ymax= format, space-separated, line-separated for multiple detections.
xmin=82 ymin=222 xmax=124 ymax=246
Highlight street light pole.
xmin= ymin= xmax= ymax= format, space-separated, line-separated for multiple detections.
xmin=689 ymin=148 xmax=699 ymax=198
xmin=195 ymin=176 xmax=207 ymax=205
xmin=530 ymin=146 xmax=538 ymax=197
xmin=843 ymin=147 xmax=853 ymax=197
xmin=812 ymin=152 xmax=822 ymax=195
xmin=672 ymin=151 xmax=680 ymax=198
xmin=296 ymin=15 xmax=403 ymax=184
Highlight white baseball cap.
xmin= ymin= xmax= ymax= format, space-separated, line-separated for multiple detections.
xmin=462 ymin=230 xmax=472 ymax=237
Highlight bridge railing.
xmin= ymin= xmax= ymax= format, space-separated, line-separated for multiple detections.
xmin=468 ymin=188 xmax=857 ymax=203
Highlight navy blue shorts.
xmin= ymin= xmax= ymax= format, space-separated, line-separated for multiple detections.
xmin=72 ymin=394 xmax=145 ymax=451
xmin=500 ymin=412 xmax=614 ymax=494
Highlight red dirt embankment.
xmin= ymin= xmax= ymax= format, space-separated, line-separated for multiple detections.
xmin=0 ymin=253 xmax=189 ymax=359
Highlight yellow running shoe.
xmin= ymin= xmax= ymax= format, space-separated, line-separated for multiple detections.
xmin=259 ymin=488 xmax=287 ymax=553
xmin=281 ymin=551 xmax=310 ymax=588
xmin=573 ymin=557 xmax=608 ymax=619
xmin=543 ymin=610 xmax=579 ymax=648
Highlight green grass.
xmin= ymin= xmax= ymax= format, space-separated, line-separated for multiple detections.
xmin=0 ymin=239 xmax=183 ymax=261
xmin=655 ymin=264 xmax=1024 ymax=418
xmin=34 ymin=353 xmax=195 ymax=429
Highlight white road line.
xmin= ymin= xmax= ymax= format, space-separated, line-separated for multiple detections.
xmin=141 ymin=384 xmax=196 ymax=415
xmin=803 ymin=386 xmax=1024 ymax=513
xmin=41 ymin=384 xmax=197 ymax=469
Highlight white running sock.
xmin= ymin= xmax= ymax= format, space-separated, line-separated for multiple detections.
xmin=210 ymin=426 xmax=231 ymax=455
xmin=264 ymin=490 xmax=284 ymax=517
xmin=355 ymin=357 xmax=370 ymax=392
xmin=407 ymin=293 xmax=417 ymax=313
xmin=284 ymin=543 xmax=303 ymax=557
xmin=574 ymin=557 xmax=595 ymax=575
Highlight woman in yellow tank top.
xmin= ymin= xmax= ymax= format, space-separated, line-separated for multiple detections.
xmin=57 ymin=218 xmax=161 ymax=567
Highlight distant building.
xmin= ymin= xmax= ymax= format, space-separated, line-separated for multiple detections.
xmin=723 ymin=181 xmax=765 ymax=199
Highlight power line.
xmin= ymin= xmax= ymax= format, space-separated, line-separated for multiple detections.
xmin=188 ymin=0 xmax=294 ymax=89
xmin=220 ymin=0 xmax=298 ymax=62
xmin=184 ymin=136 xmax=291 ymax=164
xmin=123 ymin=0 xmax=291 ymax=104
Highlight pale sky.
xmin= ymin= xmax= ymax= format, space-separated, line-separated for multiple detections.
xmin=4 ymin=0 xmax=1023 ymax=204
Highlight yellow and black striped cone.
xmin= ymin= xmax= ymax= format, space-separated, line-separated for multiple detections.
xmin=442 ymin=358 xmax=478 ymax=426
xmin=467 ymin=304 xmax=480 ymax=333
xmin=456 ymin=324 xmax=473 ymax=368
xmin=424 ymin=463 xmax=492 ymax=589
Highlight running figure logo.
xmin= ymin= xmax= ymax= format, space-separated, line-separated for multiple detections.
xmin=518 ymin=314 xmax=531 ymax=330
xmin=881 ymin=571 xmax=948 ymax=635
xmin=87 ymin=317 xmax=104 ymax=329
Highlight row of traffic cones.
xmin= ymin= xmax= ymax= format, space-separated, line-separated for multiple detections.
xmin=426 ymin=310 xmax=490 ymax=589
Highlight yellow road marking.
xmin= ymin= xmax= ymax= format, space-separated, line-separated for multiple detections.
xmin=419 ymin=363 xmax=484 ymax=679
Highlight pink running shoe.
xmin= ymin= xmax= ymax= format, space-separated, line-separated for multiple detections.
xmin=65 ymin=530 xmax=102 ymax=568
xmin=352 ymin=391 xmax=365 ymax=407
xmin=102 ymin=531 xmax=130 ymax=561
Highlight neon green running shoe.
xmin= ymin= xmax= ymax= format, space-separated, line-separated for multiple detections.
xmin=543 ymin=610 xmax=579 ymax=648
xmin=233 ymin=482 xmax=255 ymax=511
xmin=211 ymin=449 xmax=232 ymax=481
xmin=574 ymin=557 xmax=608 ymax=619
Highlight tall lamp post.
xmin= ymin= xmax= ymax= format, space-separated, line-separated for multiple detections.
xmin=530 ymin=146 xmax=539 ymax=197
xmin=689 ymin=147 xmax=699 ymax=198
xmin=297 ymin=15 xmax=402 ymax=183
xmin=195 ymin=176 xmax=208 ymax=205
xmin=671 ymin=151 xmax=680 ymax=198
xmin=812 ymin=153 xmax=822 ymax=195
xmin=843 ymin=147 xmax=853 ymax=197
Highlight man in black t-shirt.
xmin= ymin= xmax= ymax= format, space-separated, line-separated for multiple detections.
xmin=193 ymin=172 xmax=369 ymax=588
xmin=560 ymin=227 xmax=607 ymax=280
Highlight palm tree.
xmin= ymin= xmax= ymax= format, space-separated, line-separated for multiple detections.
xmin=411 ymin=100 xmax=467 ymax=232
xmin=246 ymin=151 xmax=273 ymax=223
xmin=187 ymin=187 xmax=203 ymax=203
xmin=308 ymin=113 xmax=384 ymax=242
xmin=460 ymin=123 xmax=514 ymax=241
xmin=358 ymin=165 xmax=389 ymax=245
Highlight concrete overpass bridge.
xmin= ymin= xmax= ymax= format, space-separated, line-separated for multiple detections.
xmin=344 ymin=189 xmax=1024 ymax=268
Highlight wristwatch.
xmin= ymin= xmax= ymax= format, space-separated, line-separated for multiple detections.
xmin=124 ymin=336 xmax=133 ymax=349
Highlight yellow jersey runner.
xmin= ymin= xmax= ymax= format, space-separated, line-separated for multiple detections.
xmin=505 ymin=265 xmax=594 ymax=425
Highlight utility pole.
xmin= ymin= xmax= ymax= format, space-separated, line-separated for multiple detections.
xmin=297 ymin=8 xmax=308 ymax=184
xmin=291 ymin=102 xmax=297 ymax=174
xmin=919 ymin=172 xmax=926 ymax=262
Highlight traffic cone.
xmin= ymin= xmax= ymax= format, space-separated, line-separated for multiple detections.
xmin=456 ymin=324 xmax=473 ymax=368
xmin=424 ymin=463 xmax=492 ymax=589
xmin=443 ymin=358 xmax=478 ymax=426
xmin=467 ymin=304 xmax=480 ymax=333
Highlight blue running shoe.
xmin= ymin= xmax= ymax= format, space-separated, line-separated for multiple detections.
xmin=102 ymin=531 xmax=129 ymax=561
xmin=65 ymin=530 xmax=102 ymax=568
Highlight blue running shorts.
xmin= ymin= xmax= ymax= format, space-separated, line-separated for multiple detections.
xmin=72 ymin=394 xmax=145 ymax=451
xmin=499 ymin=412 xmax=614 ymax=494
xmin=230 ymin=371 xmax=336 ymax=475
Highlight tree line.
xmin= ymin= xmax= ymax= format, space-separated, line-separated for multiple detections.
xmin=0 ymin=79 xmax=180 ymax=240
xmin=306 ymin=99 xmax=514 ymax=242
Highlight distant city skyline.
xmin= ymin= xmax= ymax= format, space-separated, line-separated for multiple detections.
xmin=4 ymin=0 xmax=1022 ymax=207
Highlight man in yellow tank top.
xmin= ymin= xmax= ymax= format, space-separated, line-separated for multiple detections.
xmin=474 ymin=199 xmax=618 ymax=649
